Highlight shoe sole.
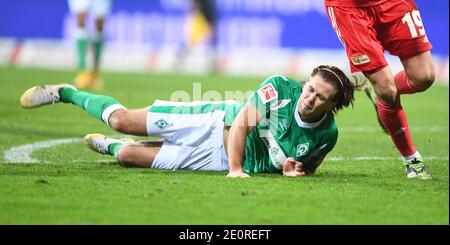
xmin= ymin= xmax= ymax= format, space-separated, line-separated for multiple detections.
xmin=84 ymin=133 xmax=107 ymax=154
xmin=20 ymin=83 xmax=77 ymax=108
xmin=20 ymin=86 xmax=45 ymax=108
xmin=407 ymin=174 xmax=432 ymax=180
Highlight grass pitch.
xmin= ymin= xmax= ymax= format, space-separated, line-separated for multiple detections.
xmin=0 ymin=67 xmax=448 ymax=224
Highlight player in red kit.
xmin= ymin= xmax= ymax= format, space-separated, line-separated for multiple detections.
xmin=324 ymin=0 xmax=434 ymax=179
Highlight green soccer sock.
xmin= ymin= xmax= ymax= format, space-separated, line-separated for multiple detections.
xmin=109 ymin=142 xmax=124 ymax=158
xmin=92 ymin=34 xmax=103 ymax=70
xmin=75 ymin=27 xmax=88 ymax=70
xmin=59 ymin=87 xmax=124 ymax=124
xmin=76 ymin=38 xmax=88 ymax=70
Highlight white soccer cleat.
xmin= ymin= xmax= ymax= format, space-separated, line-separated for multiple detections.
xmin=84 ymin=133 xmax=126 ymax=155
xmin=20 ymin=83 xmax=77 ymax=108
xmin=404 ymin=155 xmax=432 ymax=180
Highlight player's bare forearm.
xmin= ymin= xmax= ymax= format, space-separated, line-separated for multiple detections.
xmin=309 ymin=154 xmax=326 ymax=173
xmin=227 ymin=124 xmax=247 ymax=175
xmin=226 ymin=104 xmax=260 ymax=178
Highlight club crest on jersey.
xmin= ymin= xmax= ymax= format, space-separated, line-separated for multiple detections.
xmin=350 ymin=54 xmax=370 ymax=65
xmin=296 ymin=143 xmax=310 ymax=157
xmin=257 ymin=83 xmax=278 ymax=104
xmin=154 ymin=119 xmax=171 ymax=129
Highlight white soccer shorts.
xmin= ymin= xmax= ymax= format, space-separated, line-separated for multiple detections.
xmin=147 ymin=100 xmax=230 ymax=171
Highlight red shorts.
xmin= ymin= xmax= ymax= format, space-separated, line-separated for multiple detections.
xmin=325 ymin=0 xmax=432 ymax=73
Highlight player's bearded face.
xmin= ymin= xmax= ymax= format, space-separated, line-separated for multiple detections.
xmin=298 ymin=75 xmax=337 ymax=121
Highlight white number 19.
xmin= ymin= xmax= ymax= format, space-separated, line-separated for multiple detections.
xmin=402 ymin=10 xmax=426 ymax=38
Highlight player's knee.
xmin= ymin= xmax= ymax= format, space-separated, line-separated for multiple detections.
xmin=116 ymin=146 xmax=152 ymax=168
xmin=116 ymin=146 xmax=135 ymax=167
xmin=376 ymin=84 xmax=398 ymax=105
xmin=413 ymin=68 xmax=435 ymax=92
xmin=109 ymin=110 xmax=132 ymax=134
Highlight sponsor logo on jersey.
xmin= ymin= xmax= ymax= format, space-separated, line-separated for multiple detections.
xmin=296 ymin=143 xmax=310 ymax=157
xmin=259 ymin=129 xmax=286 ymax=169
xmin=350 ymin=54 xmax=370 ymax=65
xmin=270 ymin=99 xmax=291 ymax=110
xmin=257 ymin=83 xmax=278 ymax=104
xmin=154 ymin=119 xmax=171 ymax=129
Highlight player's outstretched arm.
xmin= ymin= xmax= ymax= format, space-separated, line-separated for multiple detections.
xmin=226 ymin=103 xmax=261 ymax=178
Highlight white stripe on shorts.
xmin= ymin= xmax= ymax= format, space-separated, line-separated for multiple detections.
xmin=327 ymin=6 xmax=346 ymax=46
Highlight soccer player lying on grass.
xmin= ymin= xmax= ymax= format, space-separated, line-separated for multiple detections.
xmin=20 ymin=65 xmax=356 ymax=177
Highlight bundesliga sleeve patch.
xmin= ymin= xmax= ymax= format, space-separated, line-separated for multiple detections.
xmin=350 ymin=54 xmax=370 ymax=65
xmin=257 ymin=83 xmax=278 ymax=104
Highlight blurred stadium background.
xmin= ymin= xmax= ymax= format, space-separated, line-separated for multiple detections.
xmin=1 ymin=0 xmax=448 ymax=82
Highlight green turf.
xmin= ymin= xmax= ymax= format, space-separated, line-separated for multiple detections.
xmin=0 ymin=67 xmax=448 ymax=224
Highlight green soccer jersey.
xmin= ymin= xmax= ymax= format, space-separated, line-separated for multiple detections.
xmin=242 ymin=75 xmax=338 ymax=174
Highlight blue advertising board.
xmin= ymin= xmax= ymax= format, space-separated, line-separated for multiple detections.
xmin=0 ymin=0 xmax=448 ymax=55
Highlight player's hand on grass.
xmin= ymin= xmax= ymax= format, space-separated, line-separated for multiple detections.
xmin=226 ymin=171 xmax=250 ymax=178
xmin=283 ymin=157 xmax=306 ymax=177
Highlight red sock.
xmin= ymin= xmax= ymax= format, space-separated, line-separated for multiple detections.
xmin=394 ymin=70 xmax=420 ymax=94
xmin=376 ymin=98 xmax=416 ymax=156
